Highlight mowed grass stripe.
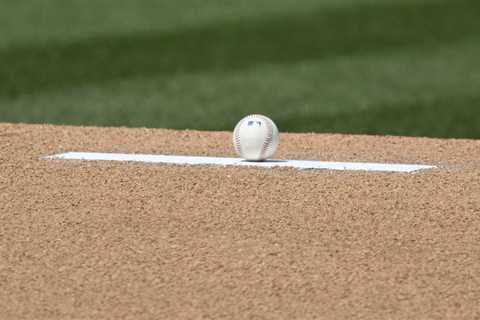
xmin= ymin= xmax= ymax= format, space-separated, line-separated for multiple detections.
xmin=1 ymin=0 xmax=479 ymax=99
xmin=278 ymin=93 xmax=480 ymax=138
xmin=2 ymin=38 xmax=479 ymax=138
xmin=0 ymin=0 xmax=379 ymax=49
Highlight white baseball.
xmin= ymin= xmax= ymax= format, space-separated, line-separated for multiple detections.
xmin=233 ymin=114 xmax=280 ymax=161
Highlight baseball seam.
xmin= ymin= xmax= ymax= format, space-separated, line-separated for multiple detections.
xmin=233 ymin=117 xmax=247 ymax=156
xmin=257 ymin=115 xmax=274 ymax=160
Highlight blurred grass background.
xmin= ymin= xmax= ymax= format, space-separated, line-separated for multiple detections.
xmin=1 ymin=0 xmax=479 ymax=138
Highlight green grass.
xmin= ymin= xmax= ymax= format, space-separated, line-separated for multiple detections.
xmin=1 ymin=0 xmax=480 ymax=138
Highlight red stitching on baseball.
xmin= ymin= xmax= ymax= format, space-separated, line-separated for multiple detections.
xmin=258 ymin=115 xmax=274 ymax=160
xmin=234 ymin=116 xmax=250 ymax=156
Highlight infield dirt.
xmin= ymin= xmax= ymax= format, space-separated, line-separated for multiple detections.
xmin=1 ymin=123 xmax=480 ymax=319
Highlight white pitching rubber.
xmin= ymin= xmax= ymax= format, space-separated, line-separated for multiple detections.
xmin=45 ymin=152 xmax=436 ymax=173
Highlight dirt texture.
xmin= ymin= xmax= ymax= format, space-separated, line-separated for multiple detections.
xmin=1 ymin=123 xmax=480 ymax=320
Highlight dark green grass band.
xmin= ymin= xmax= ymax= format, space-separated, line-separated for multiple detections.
xmin=1 ymin=0 xmax=479 ymax=138
xmin=2 ymin=0 xmax=479 ymax=98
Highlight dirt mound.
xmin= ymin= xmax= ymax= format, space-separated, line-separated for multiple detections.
xmin=1 ymin=123 xmax=480 ymax=319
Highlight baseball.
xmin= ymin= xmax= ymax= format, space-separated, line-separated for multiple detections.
xmin=233 ymin=114 xmax=280 ymax=161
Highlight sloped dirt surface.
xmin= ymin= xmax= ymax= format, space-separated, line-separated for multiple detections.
xmin=1 ymin=123 xmax=480 ymax=319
